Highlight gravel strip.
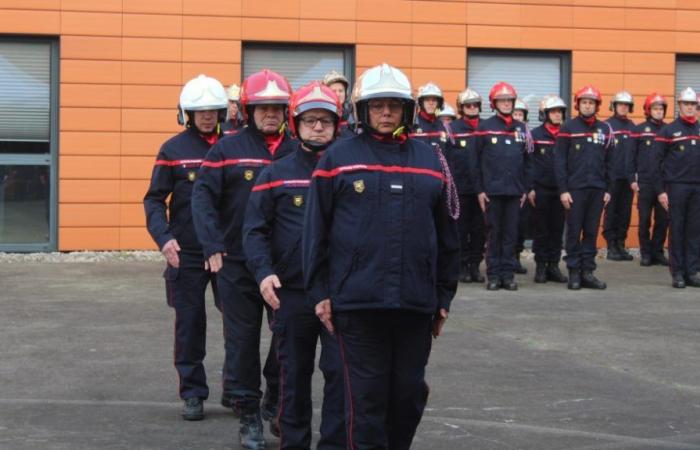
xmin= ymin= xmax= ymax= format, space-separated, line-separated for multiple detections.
xmin=0 ymin=251 xmax=164 ymax=263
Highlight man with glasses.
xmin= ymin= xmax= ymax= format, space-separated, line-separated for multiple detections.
xmin=303 ymin=63 xmax=459 ymax=450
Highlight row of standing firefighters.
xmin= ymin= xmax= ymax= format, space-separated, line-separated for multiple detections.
xmin=144 ymin=63 xmax=700 ymax=450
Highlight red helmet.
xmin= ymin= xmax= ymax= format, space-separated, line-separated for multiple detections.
xmin=489 ymin=82 xmax=517 ymax=110
xmin=643 ymin=92 xmax=667 ymax=117
xmin=574 ymin=85 xmax=602 ymax=111
xmin=240 ymin=69 xmax=292 ymax=121
xmin=288 ymin=81 xmax=342 ymax=138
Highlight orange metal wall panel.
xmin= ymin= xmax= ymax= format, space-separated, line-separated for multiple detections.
xmin=4 ymin=0 xmax=700 ymax=249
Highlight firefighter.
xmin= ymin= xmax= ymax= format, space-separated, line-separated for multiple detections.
xmin=222 ymin=83 xmax=244 ymax=136
xmin=527 ymin=95 xmax=569 ymax=283
xmin=191 ymin=69 xmax=297 ymax=449
xmin=475 ymin=82 xmax=530 ymax=291
xmin=512 ymin=98 xmax=531 ymax=274
xmin=627 ymin=93 xmax=669 ymax=267
xmin=653 ymin=87 xmax=700 ymax=289
xmin=303 ymin=63 xmax=459 ymax=450
xmin=143 ymin=74 xmax=226 ymax=421
xmin=438 ymin=103 xmax=457 ymax=125
xmin=603 ymin=91 xmax=636 ymax=261
xmin=322 ymin=70 xmax=355 ymax=138
xmin=242 ymin=81 xmax=346 ymax=450
xmin=554 ymin=85 xmax=613 ymax=290
xmin=450 ymin=88 xmax=486 ymax=283
xmin=411 ymin=82 xmax=449 ymax=150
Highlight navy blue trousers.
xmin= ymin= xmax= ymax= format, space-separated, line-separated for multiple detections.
xmin=667 ymin=183 xmax=700 ymax=278
xmin=163 ymin=250 xmax=219 ymax=400
xmin=564 ymin=188 xmax=605 ymax=271
xmin=272 ymin=289 xmax=345 ymax=450
xmin=484 ymin=195 xmax=520 ymax=280
xmin=531 ymin=188 xmax=565 ymax=263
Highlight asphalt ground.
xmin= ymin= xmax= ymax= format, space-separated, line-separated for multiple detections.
xmin=0 ymin=255 xmax=699 ymax=450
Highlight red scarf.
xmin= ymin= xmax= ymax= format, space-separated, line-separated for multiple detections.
xmin=544 ymin=122 xmax=560 ymax=138
xmin=497 ymin=112 xmax=512 ymax=127
xmin=419 ymin=110 xmax=436 ymax=123
xmin=371 ymin=132 xmax=408 ymax=144
xmin=680 ymin=115 xmax=698 ymax=125
xmin=200 ymin=133 xmax=219 ymax=146
xmin=463 ymin=116 xmax=479 ymax=130
xmin=580 ymin=115 xmax=596 ymax=127
xmin=264 ymin=133 xmax=284 ymax=155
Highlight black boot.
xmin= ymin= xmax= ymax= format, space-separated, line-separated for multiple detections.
xmin=546 ymin=262 xmax=568 ymax=283
xmin=182 ymin=397 xmax=204 ymax=421
xmin=581 ymin=270 xmax=607 ymax=289
xmin=616 ymin=240 xmax=633 ymax=261
xmin=459 ymin=263 xmax=472 ymax=283
xmin=514 ymin=254 xmax=528 ymax=274
xmin=239 ymin=409 xmax=266 ymax=450
xmin=653 ymin=253 xmax=669 ymax=266
xmin=685 ymin=275 xmax=700 ymax=288
xmin=568 ymin=269 xmax=581 ymax=290
xmin=534 ymin=263 xmax=547 ymax=283
xmin=486 ymin=278 xmax=501 ymax=291
xmin=261 ymin=388 xmax=280 ymax=437
xmin=640 ymin=254 xmax=652 ymax=266
xmin=606 ymin=242 xmax=623 ymax=261
xmin=470 ymin=263 xmax=485 ymax=283
xmin=672 ymin=273 xmax=686 ymax=289
xmin=502 ymin=277 xmax=518 ymax=291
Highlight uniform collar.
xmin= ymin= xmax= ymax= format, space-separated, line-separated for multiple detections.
xmin=544 ymin=122 xmax=560 ymax=137
xmin=419 ymin=110 xmax=436 ymax=123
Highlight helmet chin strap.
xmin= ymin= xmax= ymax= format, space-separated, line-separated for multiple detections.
xmin=301 ymin=139 xmax=331 ymax=152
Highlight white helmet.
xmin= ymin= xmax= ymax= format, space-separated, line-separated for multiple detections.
xmin=437 ymin=103 xmax=457 ymax=119
xmin=539 ymin=95 xmax=567 ymax=122
xmin=456 ymin=88 xmax=482 ymax=112
xmin=678 ymin=87 xmax=698 ymax=104
xmin=417 ymin=82 xmax=444 ymax=109
xmin=352 ymin=63 xmax=415 ymax=130
xmin=179 ymin=74 xmax=228 ymax=125
xmin=609 ymin=90 xmax=634 ymax=113
xmin=514 ymin=99 xmax=528 ymax=112
xmin=227 ymin=83 xmax=241 ymax=102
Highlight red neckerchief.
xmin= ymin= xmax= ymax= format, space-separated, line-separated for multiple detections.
xmin=680 ymin=115 xmax=698 ymax=125
xmin=544 ymin=122 xmax=560 ymax=138
xmin=419 ymin=110 xmax=436 ymax=123
xmin=497 ymin=112 xmax=513 ymax=127
xmin=580 ymin=114 xmax=596 ymax=127
xmin=264 ymin=133 xmax=284 ymax=156
xmin=200 ymin=133 xmax=219 ymax=146
xmin=371 ymin=132 xmax=408 ymax=144
xmin=463 ymin=116 xmax=479 ymax=130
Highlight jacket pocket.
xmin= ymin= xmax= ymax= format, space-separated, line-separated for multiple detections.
xmin=334 ymin=251 xmax=361 ymax=297
xmin=163 ymin=264 xmax=179 ymax=308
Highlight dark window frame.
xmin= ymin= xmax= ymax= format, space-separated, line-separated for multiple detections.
xmin=0 ymin=36 xmax=59 ymax=252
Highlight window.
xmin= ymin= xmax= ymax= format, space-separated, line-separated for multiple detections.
xmin=0 ymin=38 xmax=58 ymax=252
xmin=243 ymin=43 xmax=354 ymax=90
xmin=467 ymin=50 xmax=571 ymax=128
xmin=675 ymin=56 xmax=700 ymax=117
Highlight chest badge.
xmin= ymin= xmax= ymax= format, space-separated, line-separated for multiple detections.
xmin=440 ymin=131 xmax=447 ymax=143
xmin=187 ymin=171 xmax=197 ymax=182
xmin=416 ymin=128 xmax=423 ymax=134
xmin=293 ymin=195 xmax=304 ymax=207
xmin=680 ymin=145 xmax=685 ymax=151
xmin=491 ymin=137 xmax=498 ymax=144
xmin=575 ymin=144 xmax=581 ymax=150
xmin=460 ymin=140 xmax=467 ymax=148
xmin=646 ymin=140 xmax=651 ymax=146
xmin=645 ymin=127 xmax=651 ymax=132
xmin=244 ymin=169 xmax=254 ymax=181
xmin=353 ymin=179 xmax=365 ymax=194
xmin=540 ymin=148 xmax=546 ymax=155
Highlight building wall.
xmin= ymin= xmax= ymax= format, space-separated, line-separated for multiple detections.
xmin=1 ymin=0 xmax=699 ymax=250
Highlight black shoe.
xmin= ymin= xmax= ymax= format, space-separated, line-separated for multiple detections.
xmin=640 ymin=255 xmax=652 ymax=267
xmin=652 ymin=254 xmax=669 ymax=266
xmin=672 ymin=274 xmax=686 ymax=289
xmin=606 ymin=243 xmax=623 ymax=261
xmin=182 ymin=397 xmax=204 ymax=421
xmin=514 ymin=255 xmax=528 ymax=274
xmin=685 ymin=275 xmax=700 ymax=288
xmin=534 ymin=263 xmax=547 ymax=283
xmin=470 ymin=263 xmax=485 ymax=283
xmin=616 ymin=241 xmax=634 ymax=261
xmin=502 ymin=278 xmax=518 ymax=291
xmin=239 ymin=410 xmax=266 ymax=450
xmin=486 ymin=278 xmax=501 ymax=291
xmin=546 ymin=263 xmax=568 ymax=283
xmin=568 ymin=269 xmax=581 ymax=290
xmin=581 ymin=270 xmax=607 ymax=290
xmin=459 ymin=264 xmax=472 ymax=283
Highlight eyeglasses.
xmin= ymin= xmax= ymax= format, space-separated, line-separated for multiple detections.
xmin=299 ymin=117 xmax=335 ymax=127
xmin=368 ymin=100 xmax=404 ymax=112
